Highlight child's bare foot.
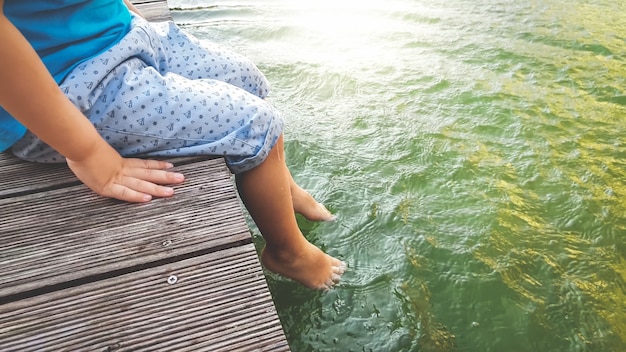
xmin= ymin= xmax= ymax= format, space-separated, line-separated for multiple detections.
xmin=261 ymin=242 xmax=346 ymax=290
xmin=290 ymin=182 xmax=336 ymax=221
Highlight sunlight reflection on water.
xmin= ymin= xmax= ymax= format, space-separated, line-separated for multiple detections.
xmin=170 ymin=0 xmax=626 ymax=350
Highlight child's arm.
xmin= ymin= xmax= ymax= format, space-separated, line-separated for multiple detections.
xmin=0 ymin=0 xmax=184 ymax=202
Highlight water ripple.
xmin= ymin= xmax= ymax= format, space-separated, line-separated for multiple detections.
xmin=173 ymin=0 xmax=626 ymax=350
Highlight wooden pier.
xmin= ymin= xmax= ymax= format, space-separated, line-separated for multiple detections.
xmin=0 ymin=1 xmax=290 ymax=351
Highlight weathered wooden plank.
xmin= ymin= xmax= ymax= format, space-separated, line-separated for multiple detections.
xmin=0 ymin=244 xmax=290 ymax=352
xmin=0 ymin=158 xmax=250 ymax=299
xmin=0 ymin=152 xmax=209 ymax=199
xmin=134 ymin=0 xmax=173 ymax=21
xmin=0 ymin=153 xmax=75 ymax=198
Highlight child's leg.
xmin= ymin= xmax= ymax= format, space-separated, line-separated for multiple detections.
xmin=236 ymin=135 xmax=345 ymax=290
xmin=150 ymin=21 xmax=337 ymax=222
xmin=149 ymin=19 xmax=271 ymax=99
xmin=289 ymin=175 xmax=335 ymax=221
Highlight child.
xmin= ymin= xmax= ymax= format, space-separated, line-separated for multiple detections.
xmin=0 ymin=0 xmax=345 ymax=290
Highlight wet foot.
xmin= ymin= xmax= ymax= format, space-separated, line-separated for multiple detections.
xmin=290 ymin=183 xmax=336 ymax=221
xmin=261 ymin=242 xmax=346 ymax=290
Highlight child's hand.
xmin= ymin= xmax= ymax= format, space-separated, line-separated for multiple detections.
xmin=66 ymin=142 xmax=185 ymax=203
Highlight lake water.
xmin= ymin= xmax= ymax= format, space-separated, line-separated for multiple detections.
xmin=169 ymin=0 xmax=626 ymax=351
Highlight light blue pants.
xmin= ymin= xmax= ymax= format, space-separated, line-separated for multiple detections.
xmin=12 ymin=16 xmax=284 ymax=174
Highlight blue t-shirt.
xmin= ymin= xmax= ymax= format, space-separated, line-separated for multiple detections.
xmin=0 ymin=0 xmax=131 ymax=152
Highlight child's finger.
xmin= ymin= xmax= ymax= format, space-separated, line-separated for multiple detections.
xmin=121 ymin=175 xmax=176 ymax=198
xmin=104 ymin=182 xmax=154 ymax=203
xmin=126 ymin=158 xmax=175 ymax=170
xmin=126 ymin=165 xmax=185 ymax=185
xmin=106 ymin=177 xmax=175 ymax=202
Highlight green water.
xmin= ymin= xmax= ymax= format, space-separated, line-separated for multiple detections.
xmin=170 ymin=0 xmax=626 ymax=351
